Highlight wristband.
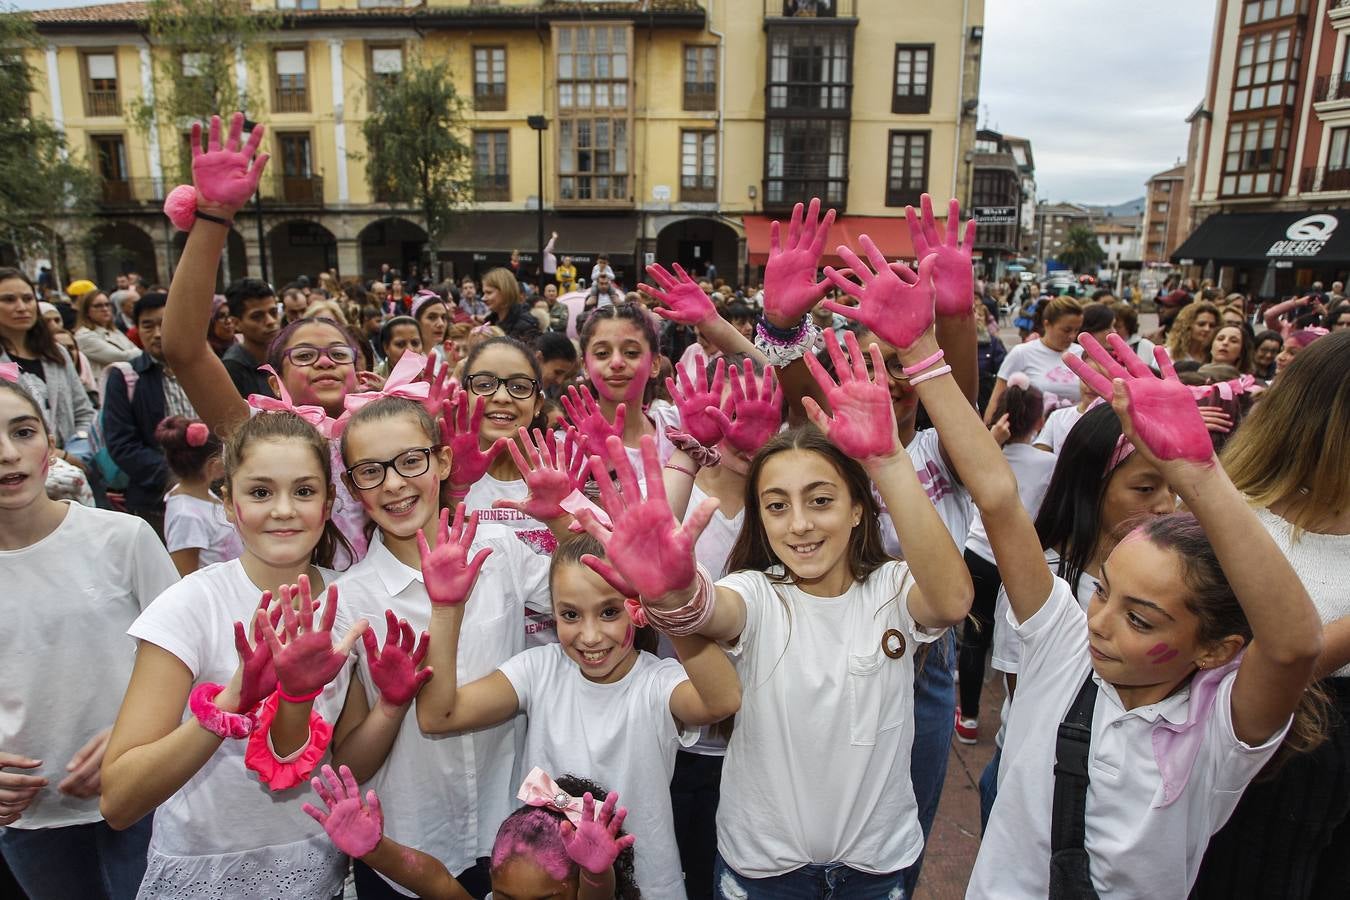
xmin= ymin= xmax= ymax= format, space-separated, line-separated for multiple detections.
xmin=663 ymin=426 xmax=721 ymax=468
xmin=188 ymin=682 xmax=257 ymax=739
xmin=642 ymin=563 xmax=718 ymax=637
xmin=908 ymin=364 xmax=952 ymax=387
xmin=757 ymin=313 xmax=809 ymax=342
xmin=754 ymin=315 xmax=821 ymax=368
xmin=277 ymin=685 xmax=324 ymax=704
xmin=901 ymin=349 xmax=945 ymax=377
xmin=193 ymin=210 xmax=234 ymax=227
xmin=244 ymin=691 xmax=334 ymax=791
xmin=664 ymin=463 xmax=696 ymax=479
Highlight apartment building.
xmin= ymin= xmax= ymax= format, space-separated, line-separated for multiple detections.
xmin=19 ymin=0 xmax=985 ymax=288
xmin=1178 ymin=0 xmax=1350 ymax=295
xmin=1141 ymin=163 xmax=1187 ymax=264
xmin=966 ymin=127 xmax=1022 ymax=278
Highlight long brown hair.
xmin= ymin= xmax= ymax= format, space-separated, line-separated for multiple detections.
xmin=0 ymin=267 xmax=63 ymax=364
xmin=1166 ymin=300 xmax=1221 ymax=361
xmin=1221 ymin=331 xmax=1350 ymax=534
xmin=725 ymin=425 xmax=891 ymax=585
xmin=221 ymin=410 xmax=351 ymax=569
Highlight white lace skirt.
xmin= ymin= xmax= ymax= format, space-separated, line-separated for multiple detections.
xmin=136 ymin=834 xmax=346 ymax=899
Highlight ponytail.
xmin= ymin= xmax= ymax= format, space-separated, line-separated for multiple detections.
xmin=996 ymin=373 xmax=1045 ymax=442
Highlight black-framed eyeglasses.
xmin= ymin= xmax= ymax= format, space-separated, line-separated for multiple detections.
xmin=345 ymin=447 xmax=436 ymax=491
xmin=283 ymin=343 xmax=357 ymax=367
xmin=466 ymin=372 xmax=539 ymax=400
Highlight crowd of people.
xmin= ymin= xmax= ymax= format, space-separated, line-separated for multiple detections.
xmin=1 ymin=112 xmax=1347 ymax=900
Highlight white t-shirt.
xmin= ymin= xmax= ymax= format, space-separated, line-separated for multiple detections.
xmin=969 ymin=577 xmax=1287 ymax=898
xmin=1034 ymin=402 xmax=1089 ymax=453
xmin=164 ymin=490 xmax=243 ymax=567
xmin=1 ymin=504 xmax=176 ymax=830
xmin=463 ymin=476 xmax=561 ymax=646
xmin=878 ymin=427 xmax=973 ymax=556
xmin=997 ymin=339 xmax=1084 ymax=411
xmin=499 ymin=645 xmax=695 ymax=900
xmin=128 ymin=560 xmax=349 ymax=900
xmin=965 ymin=442 xmax=1057 ymax=563
xmin=1253 ymin=505 xmax=1350 ymax=677
xmin=332 ymin=530 xmax=551 ymax=893
xmin=991 ymin=549 xmax=1095 ymax=676
xmin=715 ymin=562 xmax=943 ymax=877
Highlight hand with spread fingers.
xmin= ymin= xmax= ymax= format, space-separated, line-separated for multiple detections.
xmin=440 ymin=390 xmax=509 ymax=493
xmin=821 ymin=236 xmax=939 ymax=352
xmin=706 ymin=359 xmax=783 ymax=455
xmin=416 ymin=506 xmax=494 ymax=608
xmin=362 ymin=610 xmax=433 ymax=708
xmin=907 ymin=194 xmax=977 ymax=318
xmin=190 ymin=112 xmax=270 ymax=216
xmin=560 ymin=385 xmax=627 ymax=458
xmin=257 ymin=576 xmax=368 ymax=702
xmin=493 ymin=426 xmax=588 ymax=521
xmin=639 ymin=262 xmax=718 ymax=326
xmin=560 ymin=790 xmax=636 ymax=875
xmin=303 ymin=765 xmax=384 ymax=858
xmin=666 ymin=357 xmax=727 ymax=448
xmin=801 ymin=329 xmax=901 ymax=463
xmin=763 ymin=197 xmax=838 ymax=326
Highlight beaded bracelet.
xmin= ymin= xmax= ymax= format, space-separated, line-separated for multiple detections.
xmin=754 ymin=314 xmax=821 ymax=368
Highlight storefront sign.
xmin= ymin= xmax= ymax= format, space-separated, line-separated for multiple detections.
xmin=973 ymin=206 xmax=1017 ymax=225
xmin=1267 ymin=213 xmax=1339 ymax=258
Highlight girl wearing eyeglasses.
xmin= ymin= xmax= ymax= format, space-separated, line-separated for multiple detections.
xmin=329 ymin=394 xmax=562 ymax=899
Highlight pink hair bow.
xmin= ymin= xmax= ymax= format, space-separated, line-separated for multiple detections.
xmin=342 ymin=351 xmax=430 ymax=417
xmin=0 ymin=362 xmax=19 ymax=384
xmin=1186 ymin=373 xmax=1258 ymax=403
xmin=517 ymin=766 xmax=584 ymax=825
xmin=247 ymin=365 xmax=337 ymax=438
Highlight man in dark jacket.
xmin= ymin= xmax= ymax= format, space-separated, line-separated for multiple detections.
xmin=103 ymin=292 xmax=197 ymax=538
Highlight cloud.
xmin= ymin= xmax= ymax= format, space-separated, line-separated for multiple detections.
xmin=981 ymin=0 xmax=1215 ymax=203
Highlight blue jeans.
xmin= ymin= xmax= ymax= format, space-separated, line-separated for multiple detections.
xmin=901 ymin=630 xmax=955 ymax=895
xmin=0 ymin=816 xmax=152 ymax=900
xmin=714 ymin=853 xmax=906 ymax=899
xmin=979 ymin=745 xmax=1002 ymax=833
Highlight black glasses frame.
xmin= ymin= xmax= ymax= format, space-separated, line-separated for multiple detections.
xmin=465 ymin=372 xmax=539 ymax=400
xmin=283 ymin=342 xmax=357 ymax=368
xmin=345 ymin=446 xmax=437 ymax=491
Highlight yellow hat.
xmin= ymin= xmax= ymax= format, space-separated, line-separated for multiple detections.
xmin=66 ymin=279 xmax=96 ymax=298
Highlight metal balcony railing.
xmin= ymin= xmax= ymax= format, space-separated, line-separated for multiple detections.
xmin=765 ymin=0 xmax=856 ymax=18
xmin=259 ymin=173 xmax=324 ymax=205
xmin=273 ymin=86 xmax=309 ymax=113
xmin=1299 ymin=166 xmax=1350 ymax=193
xmin=85 ymin=88 xmax=120 ymax=117
xmin=95 ymin=177 xmax=168 ymax=207
xmin=1314 ymin=71 xmax=1350 ymax=102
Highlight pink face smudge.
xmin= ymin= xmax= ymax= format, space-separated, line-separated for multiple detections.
xmin=1147 ymin=642 xmax=1179 ymax=665
xmin=585 ymin=350 xmax=652 ymax=405
xmin=620 ymin=624 xmax=635 ymax=651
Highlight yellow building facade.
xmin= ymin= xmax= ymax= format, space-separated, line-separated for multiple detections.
xmin=23 ymin=0 xmax=984 ymax=288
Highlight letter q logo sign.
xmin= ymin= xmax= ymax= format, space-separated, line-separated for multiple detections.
xmin=1286 ymin=214 xmax=1339 ymax=241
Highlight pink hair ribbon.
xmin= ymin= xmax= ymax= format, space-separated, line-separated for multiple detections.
xmin=1151 ymin=651 xmax=1245 ymax=807
xmin=1106 ymin=433 xmax=1135 ymax=473
xmin=248 ymin=365 xmax=338 ymax=438
xmin=0 ymin=362 xmax=19 ymax=384
xmin=517 ymin=767 xmax=584 ymax=825
xmin=1187 ymin=374 xmax=1257 ymax=403
xmin=342 ymin=351 xmax=431 ymax=416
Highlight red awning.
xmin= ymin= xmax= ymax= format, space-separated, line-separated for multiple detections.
xmin=743 ymin=214 xmax=942 ymax=267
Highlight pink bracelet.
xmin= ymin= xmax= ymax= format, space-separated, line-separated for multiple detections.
xmin=188 ymin=682 xmax=256 ymax=739
xmin=643 ymin=564 xmax=717 ymax=636
xmin=277 ymin=685 xmax=324 ymax=704
xmin=901 ymin=349 xmax=945 ymax=377
xmin=909 ymin=364 xmax=952 ymax=387
xmin=664 ymin=462 xmax=697 ymax=478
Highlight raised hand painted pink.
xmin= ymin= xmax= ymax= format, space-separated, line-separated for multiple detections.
xmin=258 ymin=576 xmax=360 ymax=701
xmin=1064 ymin=333 xmax=1215 ymax=465
xmin=440 ymin=390 xmax=509 ymax=490
xmin=639 ymin=262 xmax=718 ymax=326
xmin=907 ymin=194 xmax=977 ymax=318
xmin=577 ymin=435 xmax=718 ymax=600
xmin=667 ymin=357 xmax=727 ymax=447
xmin=416 ymin=506 xmax=494 ymax=607
xmin=706 ymin=360 xmax=783 ymax=455
xmin=232 ymin=590 xmax=280 ymax=711
xmin=763 ymin=197 xmax=838 ymax=324
xmin=560 ymin=385 xmax=626 ymax=457
xmin=494 ymin=426 xmax=588 ymax=521
xmin=821 ymin=238 xmax=938 ymax=352
xmin=191 ymin=113 xmax=270 ymax=211
xmin=559 ymin=790 xmax=636 ymax=875
xmin=303 ymin=765 xmax=384 ymax=858
xmin=801 ymin=330 xmax=901 ymax=461
xmin=362 ymin=610 xmax=432 ymax=707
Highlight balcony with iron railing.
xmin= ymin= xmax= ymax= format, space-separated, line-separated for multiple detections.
xmin=474 ymin=173 xmax=510 ymax=202
xmin=85 ymin=88 xmax=120 ymax=117
xmin=259 ymin=173 xmax=325 ymax=205
xmin=764 ymin=0 xmax=856 ymax=19
xmin=474 ymin=82 xmax=507 ymax=112
xmin=96 ymin=177 xmax=167 ymax=208
xmin=273 ymin=86 xmax=309 ymax=113
xmin=1314 ymin=71 xmax=1350 ymax=103
xmin=1299 ymin=165 xmax=1350 ymax=193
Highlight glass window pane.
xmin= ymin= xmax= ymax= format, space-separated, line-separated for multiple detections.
xmin=87 ymin=54 xmax=116 ymax=80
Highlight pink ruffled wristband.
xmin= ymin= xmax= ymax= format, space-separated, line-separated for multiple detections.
xmin=244 ymin=691 xmax=333 ymax=792
xmin=188 ymin=682 xmax=257 ymax=739
xmin=641 ymin=564 xmax=717 ymax=637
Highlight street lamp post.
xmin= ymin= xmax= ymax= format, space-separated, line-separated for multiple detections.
xmin=527 ymin=115 xmax=548 ymax=287
xmin=243 ymin=118 xmax=269 ymax=285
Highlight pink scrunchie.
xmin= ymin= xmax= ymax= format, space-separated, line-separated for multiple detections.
xmin=244 ymin=691 xmax=333 ymax=792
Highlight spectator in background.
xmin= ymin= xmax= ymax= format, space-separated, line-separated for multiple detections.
xmin=590 ymin=253 xmax=615 ymax=285
xmin=386 ymin=277 xmax=411 ymax=316
xmin=1112 ymin=301 xmax=1158 ymax=368
xmin=458 ymin=275 xmax=488 ymax=320
xmin=220 ymin=277 xmax=279 ymax=400
xmin=1080 ymin=301 xmax=1116 ymax=347
xmin=1166 ymin=299 xmax=1221 ymax=365
xmin=358 ymin=305 xmax=384 ymax=369
xmin=110 ymin=288 xmax=139 ymax=336
xmin=587 ymin=270 xmax=624 ymax=308
xmin=722 ymin=300 xmax=757 ymax=340
xmin=206 ymin=295 xmax=236 ymax=358
xmin=556 ymin=253 xmax=578 ymax=293
xmin=535 ymin=330 xmax=578 ymax=399
xmin=1157 ymin=275 xmax=1195 ymax=332
xmin=482 ymin=267 xmax=542 ymax=343
xmin=74 ymin=288 xmax=140 ymax=389
xmin=280 ymin=285 xmax=308 ymax=326
xmin=102 ymin=291 xmax=197 ymax=537
xmin=369 ymin=279 xmax=389 ymax=309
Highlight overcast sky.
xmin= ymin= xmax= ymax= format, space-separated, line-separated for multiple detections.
xmin=981 ymin=0 xmax=1216 ymax=204
xmin=10 ymin=0 xmax=1216 ymax=205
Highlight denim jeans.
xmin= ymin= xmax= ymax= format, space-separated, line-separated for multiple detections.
xmin=0 ymin=816 xmax=152 ymax=900
xmin=901 ymin=630 xmax=955 ymax=895
xmin=714 ymin=854 xmax=906 ymax=900
xmin=979 ymin=745 xmax=1002 ymax=833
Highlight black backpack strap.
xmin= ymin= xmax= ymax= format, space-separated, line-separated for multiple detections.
xmin=1051 ymin=675 xmax=1099 ymax=854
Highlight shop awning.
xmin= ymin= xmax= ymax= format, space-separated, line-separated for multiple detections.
xmin=743 ymin=214 xmax=929 ymax=267
xmin=437 ymin=211 xmax=637 ymax=261
xmin=1171 ymin=209 xmax=1350 ymax=266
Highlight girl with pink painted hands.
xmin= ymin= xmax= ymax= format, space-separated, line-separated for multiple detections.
xmin=417 ymin=446 xmax=740 ymax=899
xmin=640 ymin=262 xmax=765 ymax=365
xmin=304 ymin=764 xmax=640 ymax=900
xmin=966 ymin=333 xmax=1324 ymax=897
xmin=332 ymin=395 xmax=556 ymax=896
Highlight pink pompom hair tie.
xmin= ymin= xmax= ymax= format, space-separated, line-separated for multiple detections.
xmin=164 ymin=184 xmax=234 ymax=230
xmin=186 ymin=422 xmax=211 ymax=447
xmin=1006 ymin=371 xmax=1032 ymax=390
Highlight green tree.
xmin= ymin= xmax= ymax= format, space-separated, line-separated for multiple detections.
xmin=0 ymin=8 xmax=97 ymax=284
xmin=129 ymin=0 xmax=277 ymax=182
xmin=1056 ymin=224 xmax=1105 ymax=274
xmin=361 ymin=57 xmax=473 ymax=254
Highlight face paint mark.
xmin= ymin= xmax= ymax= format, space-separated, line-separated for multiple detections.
xmin=1147 ymin=643 xmax=1179 ymax=665
xmin=621 ymin=624 xmax=635 ymax=651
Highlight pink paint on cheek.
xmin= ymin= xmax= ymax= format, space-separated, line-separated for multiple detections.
xmin=623 ymin=351 xmax=652 ymax=403
xmin=621 ymin=624 xmax=635 ymax=650
xmin=1147 ymin=643 xmax=1179 ymax=665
